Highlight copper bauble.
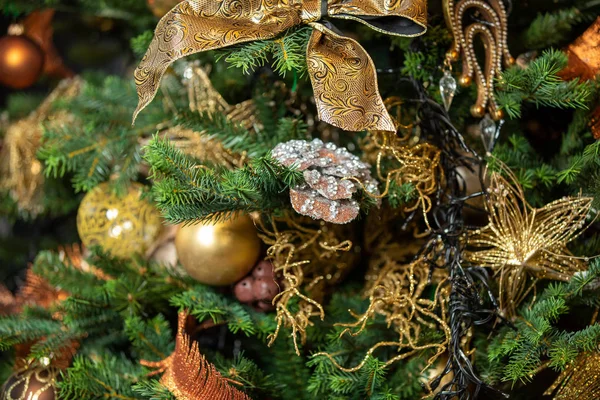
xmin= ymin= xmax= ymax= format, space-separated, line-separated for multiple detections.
xmin=146 ymin=0 xmax=181 ymax=17
xmin=0 ymin=35 xmax=44 ymax=89
xmin=77 ymin=182 xmax=162 ymax=259
xmin=1 ymin=366 xmax=58 ymax=400
xmin=175 ymin=214 xmax=261 ymax=286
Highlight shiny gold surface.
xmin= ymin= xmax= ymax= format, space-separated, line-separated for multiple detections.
xmin=175 ymin=214 xmax=261 ymax=285
xmin=133 ymin=0 xmax=428 ymax=132
xmin=77 ymin=182 xmax=162 ymax=259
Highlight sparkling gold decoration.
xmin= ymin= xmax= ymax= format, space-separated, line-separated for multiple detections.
xmin=314 ymin=244 xmax=450 ymax=374
xmin=443 ymin=0 xmax=514 ymax=119
xmin=141 ymin=311 xmax=250 ymax=400
xmin=77 ymin=182 xmax=162 ymax=259
xmin=133 ymin=0 xmax=428 ymax=132
xmin=464 ymin=161 xmax=593 ymax=318
xmin=559 ymin=17 xmax=600 ymax=82
xmin=544 ymin=352 xmax=600 ymax=400
xmin=175 ymin=213 xmax=261 ymax=286
xmin=360 ymin=127 xmax=442 ymax=230
xmin=156 ymin=65 xmax=255 ymax=169
xmin=256 ymin=212 xmax=356 ymax=354
xmin=0 ymin=35 xmax=43 ymax=89
xmin=0 ymin=77 xmax=81 ymax=216
xmin=1 ymin=365 xmax=59 ymax=400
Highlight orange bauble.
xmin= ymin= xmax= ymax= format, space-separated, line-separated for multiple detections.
xmin=0 ymin=35 xmax=44 ymax=89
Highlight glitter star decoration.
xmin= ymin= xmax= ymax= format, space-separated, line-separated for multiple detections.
xmin=464 ymin=162 xmax=593 ymax=318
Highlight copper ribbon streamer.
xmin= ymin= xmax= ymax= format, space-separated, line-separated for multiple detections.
xmin=133 ymin=0 xmax=427 ymax=132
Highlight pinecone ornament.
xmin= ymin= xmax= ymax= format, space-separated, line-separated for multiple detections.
xmin=272 ymin=139 xmax=379 ymax=224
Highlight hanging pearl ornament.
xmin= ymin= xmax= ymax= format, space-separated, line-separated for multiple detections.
xmin=175 ymin=213 xmax=261 ymax=286
xmin=77 ymin=182 xmax=162 ymax=259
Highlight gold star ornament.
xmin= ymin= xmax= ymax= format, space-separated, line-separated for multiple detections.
xmin=464 ymin=162 xmax=593 ymax=318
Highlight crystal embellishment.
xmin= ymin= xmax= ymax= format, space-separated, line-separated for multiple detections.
xmin=439 ymin=70 xmax=457 ymax=111
xmin=480 ymin=114 xmax=498 ymax=153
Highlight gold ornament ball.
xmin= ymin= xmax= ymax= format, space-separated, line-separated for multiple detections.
xmin=0 ymin=35 xmax=44 ymax=89
xmin=447 ymin=50 xmax=460 ymax=62
xmin=459 ymin=75 xmax=472 ymax=87
xmin=470 ymin=104 xmax=486 ymax=118
xmin=146 ymin=0 xmax=181 ymax=17
xmin=175 ymin=214 xmax=261 ymax=286
xmin=77 ymin=182 xmax=162 ymax=259
xmin=492 ymin=108 xmax=505 ymax=120
xmin=1 ymin=366 xmax=58 ymax=400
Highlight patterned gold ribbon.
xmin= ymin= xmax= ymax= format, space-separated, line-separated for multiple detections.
xmin=133 ymin=0 xmax=427 ymax=132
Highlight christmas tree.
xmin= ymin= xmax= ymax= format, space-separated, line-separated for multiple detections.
xmin=1 ymin=0 xmax=600 ymax=399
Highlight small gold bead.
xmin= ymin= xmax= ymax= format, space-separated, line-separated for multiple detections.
xmin=493 ymin=109 xmax=504 ymax=120
xmin=507 ymin=56 xmax=516 ymax=66
xmin=447 ymin=50 xmax=460 ymax=62
xmin=470 ymin=105 xmax=485 ymax=118
xmin=459 ymin=75 xmax=472 ymax=87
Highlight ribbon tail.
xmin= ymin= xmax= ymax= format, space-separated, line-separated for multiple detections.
xmin=306 ymin=23 xmax=395 ymax=132
xmin=133 ymin=0 xmax=300 ymax=123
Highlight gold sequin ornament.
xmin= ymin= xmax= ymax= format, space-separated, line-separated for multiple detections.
xmin=1 ymin=365 xmax=59 ymax=400
xmin=545 ymin=352 xmax=600 ymax=400
xmin=175 ymin=213 xmax=261 ymax=286
xmin=77 ymin=182 xmax=162 ymax=259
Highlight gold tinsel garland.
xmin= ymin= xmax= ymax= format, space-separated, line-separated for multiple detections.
xmin=0 ymin=77 xmax=82 ymax=215
xmin=465 ymin=161 xmax=593 ymax=318
xmin=314 ymin=241 xmax=451 ymax=379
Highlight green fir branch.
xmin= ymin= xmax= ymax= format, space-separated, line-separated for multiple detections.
xmin=496 ymin=49 xmax=590 ymax=119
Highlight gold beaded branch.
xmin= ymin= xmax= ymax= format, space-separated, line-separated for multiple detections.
xmin=465 ymin=160 xmax=593 ymax=318
xmin=256 ymin=212 xmax=356 ymax=354
xmin=359 ymin=128 xmax=442 ymax=231
xmin=314 ymin=244 xmax=451 ymax=376
xmin=443 ymin=0 xmax=515 ymax=119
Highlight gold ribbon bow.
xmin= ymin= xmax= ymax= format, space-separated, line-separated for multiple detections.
xmin=133 ymin=0 xmax=427 ymax=132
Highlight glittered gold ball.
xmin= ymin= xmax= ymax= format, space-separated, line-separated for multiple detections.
xmin=146 ymin=0 xmax=181 ymax=17
xmin=459 ymin=75 xmax=472 ymax=87
xmin=175 ymin=213 xmax=261 ymax=286
xmin=77 ymin=182 xmax=162 ymax=259
xmin=0 ymin=35 xmax=44 ymax=89
xmin=470 ymin=105 xmax=486 ymax=118
xmin=1 ymin=366 xmax=58 ymax=400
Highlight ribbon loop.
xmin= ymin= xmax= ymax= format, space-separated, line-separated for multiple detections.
xmin=133 ymin=0 xmax=427 ymax=132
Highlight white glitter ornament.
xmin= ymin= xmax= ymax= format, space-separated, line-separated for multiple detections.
xmin=272 ymin=139 xmax=379 ymax=224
